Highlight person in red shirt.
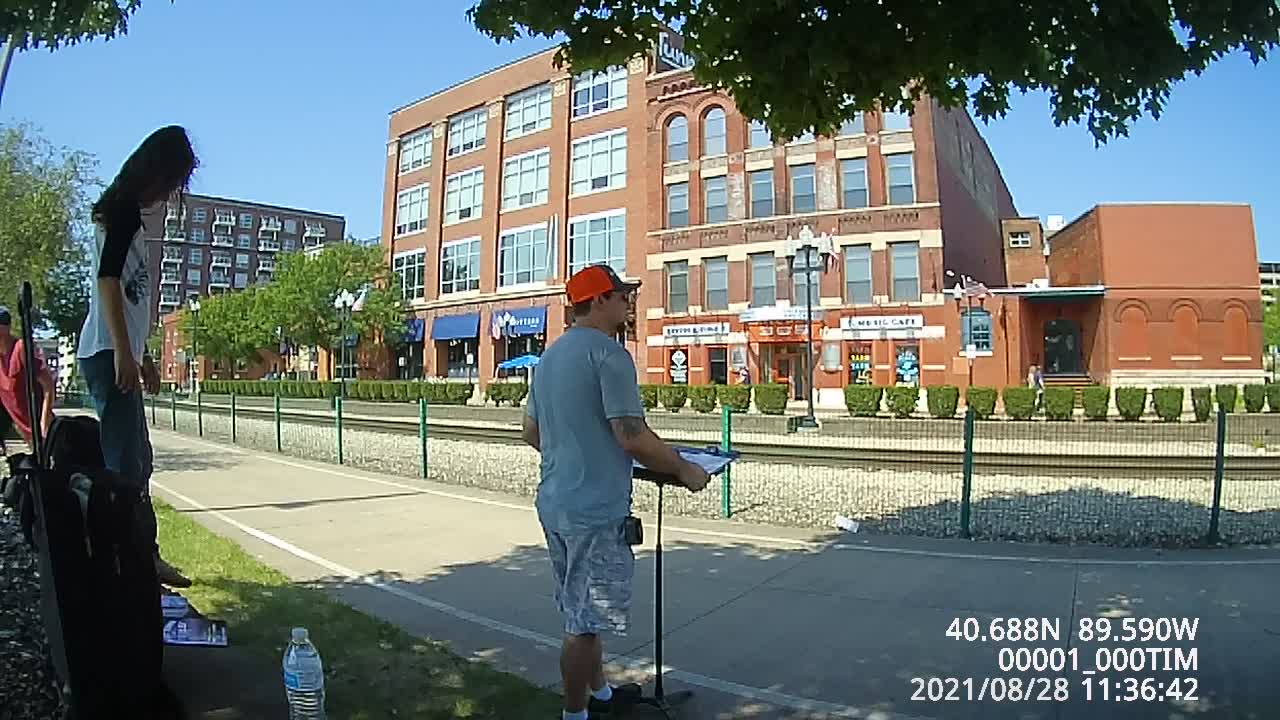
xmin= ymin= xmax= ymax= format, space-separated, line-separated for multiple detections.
xmin=0 ymin=307 xmax=54 ymax=449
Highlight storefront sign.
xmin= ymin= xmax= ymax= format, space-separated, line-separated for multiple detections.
xmin=746 ymin=320 xmax=823 ymax=344
xmin=839 ymin=315 xmax=924 ymax=332
xmin=739 ymin=306 xmax=815 ymax=323
xmin=490 ymin=307 xmax=547 ymax=339
xmin=656 ymin=31 xmax=694 ymax=72
xmin=662 ymin=322 xmax=730 ymax=340
xmin=669 ymin=349 xmax=689 ymax=384
xmin=849 ymin=343 xmax=872 ymax=385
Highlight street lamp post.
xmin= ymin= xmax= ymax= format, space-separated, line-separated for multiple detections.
xmin=188 ymin=298 xmax=201 ymax=395
xmin=784 ymin=225 xmax=836 ymax=430
xmin=333 ymin=289 xmax=357 ymax=396
xmin=947 ymin=270 xmax=979 ymax=388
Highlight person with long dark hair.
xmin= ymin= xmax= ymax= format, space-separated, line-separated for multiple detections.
xmin=77 ymin=125 xmax=198 ymax=588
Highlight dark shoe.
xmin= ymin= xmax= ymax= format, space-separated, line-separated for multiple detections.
xmin=156 ymin=556 xmax=192 ymax=588
xmin=588 ymin=682 xmax=642 ymax=716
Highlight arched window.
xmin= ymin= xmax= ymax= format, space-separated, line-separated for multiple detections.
xmin=1117 ymin=305 xmax=1150 ymax=359
xmin=960 ymin=308 xmax=993 ymax=352
xmin=1224 ymin=305 xmax=1249 ymax=357
xmin=1171 ymin=304 xmax=1200 ymax=357
xmin=702 ymin=107 xmax=726 ymax=157
xmin=665 ymin=115 xmax=688 ymax=163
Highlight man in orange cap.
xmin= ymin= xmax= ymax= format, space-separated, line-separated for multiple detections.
xmin=522 ymin=264 xmax=709 ymax=720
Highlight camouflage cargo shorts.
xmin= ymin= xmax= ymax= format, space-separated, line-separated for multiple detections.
xmin=543 ymin=520 xmax=635 ymax=636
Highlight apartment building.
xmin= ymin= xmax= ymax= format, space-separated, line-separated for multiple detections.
xmin=383 ymin=47 xmax=654 ymax=381
xmin=149 ymin=193 xmax=346 ymax=319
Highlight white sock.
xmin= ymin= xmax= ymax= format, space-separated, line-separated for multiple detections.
xmin=563 ymin=710 xmax=589 ymax=720
xmin=591 ymin=684 xmax=613 ymax=702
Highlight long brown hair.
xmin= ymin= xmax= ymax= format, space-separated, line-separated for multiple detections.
xmin=92 ymin=125 xmax=198 ymax=222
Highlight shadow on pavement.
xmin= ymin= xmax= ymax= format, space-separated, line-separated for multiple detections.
xmin=153 ymin=446 xmax=240 ymax=474
xmin=170 ymin=490 xmax=424 ymax=515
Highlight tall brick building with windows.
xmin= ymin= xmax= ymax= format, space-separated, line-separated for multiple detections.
xmin=384 ymin=32 xmax=1264 ymax=404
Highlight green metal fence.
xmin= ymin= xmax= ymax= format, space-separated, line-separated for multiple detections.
xmin=132 ymin=390 xmax=1280 ymax=548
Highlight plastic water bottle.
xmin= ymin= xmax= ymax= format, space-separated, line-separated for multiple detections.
xmin=283 ymin=627 xmax=326 ymax=719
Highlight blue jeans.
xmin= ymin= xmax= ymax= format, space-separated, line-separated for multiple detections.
xmin=80 ymin=349 xmax=157 ymax=552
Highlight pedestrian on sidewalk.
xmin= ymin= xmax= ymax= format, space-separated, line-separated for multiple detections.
xmin=77 ymin=125 xmax=198 ymax=589
xmin=0 ymin=307 xmax=55 ymax=452
xmin=522 ymin=264 xmax=710 ymax=720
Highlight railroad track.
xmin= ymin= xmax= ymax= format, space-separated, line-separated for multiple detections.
xmin=168 ymin=401 xmax=1279 ymax=475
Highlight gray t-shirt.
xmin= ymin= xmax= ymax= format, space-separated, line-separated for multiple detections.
xmin=528 ymin=326 xmax=644 ymax=533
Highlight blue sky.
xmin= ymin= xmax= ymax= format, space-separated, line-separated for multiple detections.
xmin=4 ymin=0 xmax=1277 ymax=258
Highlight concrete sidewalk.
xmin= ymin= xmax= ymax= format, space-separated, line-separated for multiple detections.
xmin=149 ymin=429 xmax=1280 ymax=720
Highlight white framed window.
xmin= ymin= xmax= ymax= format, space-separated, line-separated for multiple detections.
xmin=444 ymin=168 xmax=484 ymax=224
xmin=505 ymin=84 xmax=552 ymax=139
xmin=498 ymin=223 xmax=550 ymax=288
xmin=891 ymin=242 xmax=921 ymax=302
xmin=750 ymin=253 xmax=776 ymax=307
xmin=572 ymin=66 xmax=627 ymax=118
xmin=283 ymin=238 xmax=296 ymax=252
xmin=666 ymin=182 xmax=689 ymax=229
xmin=844 ymin=245 xmax=872 ymax=304
xmin=790 ymin=163 xmax=817 ymax=213
xmin=393 ymin=249 xmax=426 ymax=300
xmin=841 ymin=158 xmax=868 ymax=209
xmin=188 ymin=248 xmax=203 ymax=264
xmin=665 ymin=261 xmax=689 ymax=314
xmin=190 ymin=228 xmax=206 ymax=243
xmin=447 ymin=108 xmax=487 ymax=157
xmin=239 ymin=213 xmax=253 ymax=229
xmin=568 ymin=209 xmax=626 ymax=275
xmin=395 ymin=183 xmax=430 ymax=236
xmin=440 ymin=237 xmax=481 ymax=294
xmin=703 ymin=176 xmax=728 ymax=224
xmin=186 ymin=268 xmax=202 ymax=285
xmin=501 ymin=148 xmax=550 ymax=210
xmin=702 ymin=107 xmax=727 ymax=157
xmin=1009 ymin=231 xmax=1032 ymax=248
xmin=235 ymin=253 xmax=250 ymax=269
xmin=237 ymin=234 xmax=252 ymax=249
xmin=749 ymin=120 xmax=772 ymax=149
xmin=570 ymin=128 xmax=627 ymax=195
xmin=789 ymin=129 xmax=816 ymax=144
xmin=233 ymin=272 xmax=248 ymax=289
xmin=283 ymin=219 xmax=297 ymax=234
xmin=886 ymin=153 xmax=916 ymax=205
xmin=704 ymin=256 xmax=728 ymax=311
xmin=666 ymin=115 xmax=688 ymax=163
xmin=839 ymin=113 xmax=865 ymax=136
xmin=750 ymin=169 xmax=774 ymax=218
xmin=882 ymin=109 xmax=911 ymax=132
xmin=398 ymin=127 xmax=433 ymax=173
xmin=192 ymin=207 xmax=207 ymax=223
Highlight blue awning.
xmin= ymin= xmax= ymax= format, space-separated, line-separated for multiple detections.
xmin=404 ymin=318 xmax=425 ymax=343
xmin=492 ymin=306 xmax=547 ymax=337
xmin=431 ymin=313 xmax=480 ymax=340
xmin=497 ymin=354 xmax=541 ymax=370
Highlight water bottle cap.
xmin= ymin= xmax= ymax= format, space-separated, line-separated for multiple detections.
xmin=291 ymin=627 xmax=308 ymax=643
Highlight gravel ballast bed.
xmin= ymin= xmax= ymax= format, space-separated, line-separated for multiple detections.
xmin=167 ymin=409 xmax=1280 ymax=547
xmin=0 ymin=506 xmax=66 ymax=720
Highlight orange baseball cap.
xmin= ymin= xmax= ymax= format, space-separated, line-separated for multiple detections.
xmin=566 ymin=264 xmax=641 ymax=304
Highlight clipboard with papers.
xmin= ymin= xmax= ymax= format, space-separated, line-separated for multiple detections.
xmin=632 ymin=445 xmax=739 ymax=482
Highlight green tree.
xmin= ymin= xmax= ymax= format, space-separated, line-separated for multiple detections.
xmin=0 ymin=123 xmax=97 ymax=322
xmin=179 ymin=286 xmax=276 ymax=371
xmin=42 ymin=241 xmax=91 ymax=340
xmin=2 ymin=1 xmax=151 ymax=51
xmin=468 ymin=0 xmax=1280 ymax=143
xmin=1265 ymin=289 xmax=1280 ymax=349
xmin=267 ymin=242 xmax=403 ymax=354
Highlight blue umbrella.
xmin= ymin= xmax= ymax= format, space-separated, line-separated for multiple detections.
xmin=497 ymin=354 xmax=541 ymax=371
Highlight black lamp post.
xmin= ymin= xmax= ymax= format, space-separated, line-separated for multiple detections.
xmin=333 ymin=289 xmax=356 ymax=396
xmin=784 ymin=225 xmax=836 ymax=430
xmin=188 ymin=297 xmax=201 ymax=394
xmin=947 ymin=270 xmax=979 ymax=388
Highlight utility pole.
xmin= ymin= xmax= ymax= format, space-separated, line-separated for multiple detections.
xmin=0 ymin=35 xmax=17 ymax=110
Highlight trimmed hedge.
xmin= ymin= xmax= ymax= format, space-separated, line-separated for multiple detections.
xmin=1243 ymin=384 xmax=1266 ymax=413
xmin=843 ymin=385 xmax=883 ymax=417
xmin=658 ymin=384 xmax=688 ymax=412
xmin=717 ymin=384 xmax=751 ymax=412
xmin=885 ymin=386 xmax=919 ymax=418
xmin=926 ymin=385 xmax=959 ymax=419
xmin=1267 ymin=383 xmax=1280 ymax=413
xmin=198 ymin=379 xmax=482 ymax=404
xmin=486 ymin=382 xmax=529 ymax=407
xmin=1215 ymin=384 xmax=1238 ymax=413
xmin=1115 ymin=387 xmax=1147 ymax=422
xmin=1043 ymin=386 xmax=1076 ymax=421
xmin=200 ymin=379 xmax=338 ymax=399
xmin=640 ymin=384 xmax=659 ymax=410
xmin=1003 ymin=386 xmax=1036 ymax=420
xmin=689 ymin=385 xmax=717 ymax=413
xmin=966 ymin=387 xmax=997 ymax=420
xmin=753 ymin=383 xmax=789 ymax=415
xmin=1191 ymin=386 xmax=1213 ymax=422
xmin=1152 ymin=387 xmax=1184 ymax=422
xmin=1082 ymin=386 xmax=1110 ymax=421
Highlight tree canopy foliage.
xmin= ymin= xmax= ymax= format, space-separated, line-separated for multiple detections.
xmin=0 ymin=124 xmax=96 ymax=333
xmin=469 ymin=0 xmax=1280 ymax=142
xmin=2 ymin=0 xmax=149 ymax=51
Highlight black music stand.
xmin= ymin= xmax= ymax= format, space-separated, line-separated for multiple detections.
xmin=630 ymin=447 xmax=737 ymax=719
xmin=629 ymin=473 xmax=692 ymax=718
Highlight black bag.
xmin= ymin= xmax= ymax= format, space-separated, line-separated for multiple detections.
xmin=7 ymin=282 xmax=183 ymax=719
